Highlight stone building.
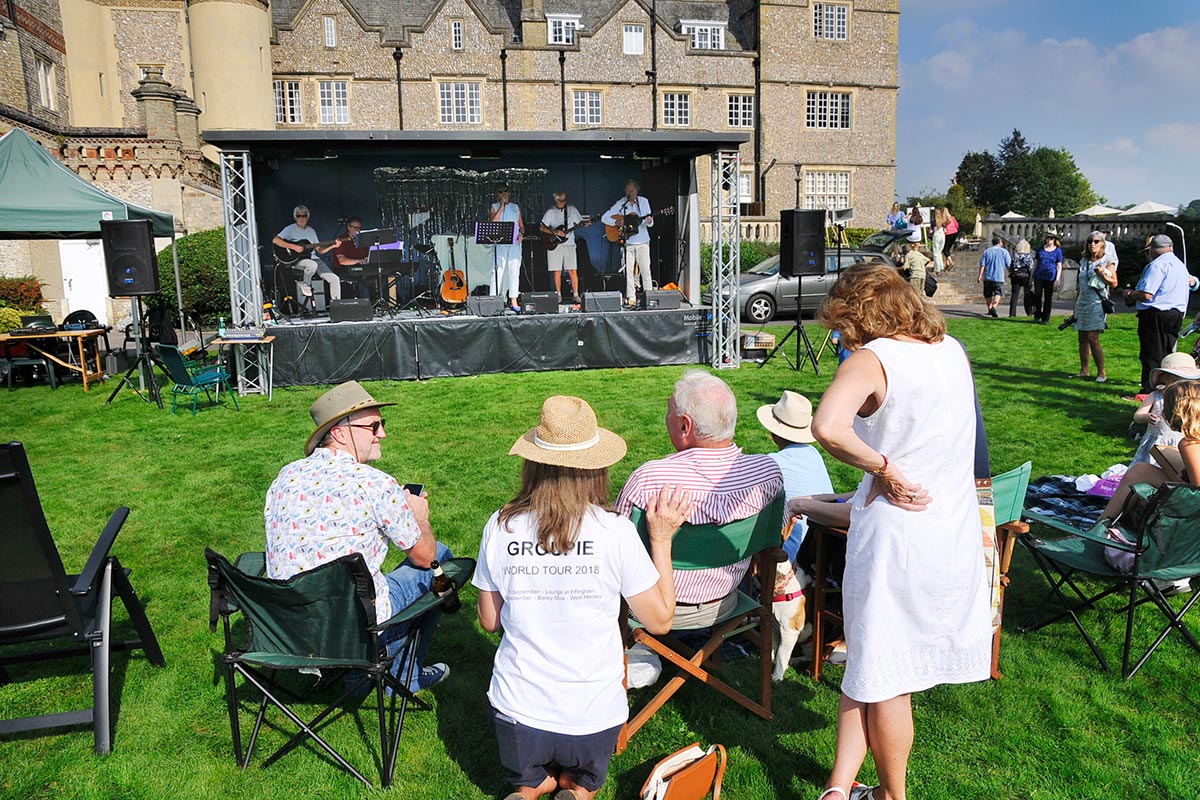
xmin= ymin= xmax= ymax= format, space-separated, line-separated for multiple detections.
xmin=0 ymin=0 xmax=897 ymax=319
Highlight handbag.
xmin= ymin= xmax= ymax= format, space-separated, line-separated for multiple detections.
xmin=640 ymin=742 xmax=726 ymax=800
xmin=924 ymin=272 xmax=938 ymax=298
xmin=1093 ymin=287 xmax=1115 ymax=315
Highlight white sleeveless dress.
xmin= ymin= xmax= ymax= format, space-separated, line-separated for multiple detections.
xmin=841 ymin=337 xmax=992 ymax=703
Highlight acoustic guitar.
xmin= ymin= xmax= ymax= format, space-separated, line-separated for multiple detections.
xmin=605 ymin=206 xmax=675 ymax=243
xmin=440 ymin=238 xmax=467 ymax=306
xmin=541 ymin=214 xmax=594 ymax=252
xmin=273 ymin=235 xmax=350 ymax=267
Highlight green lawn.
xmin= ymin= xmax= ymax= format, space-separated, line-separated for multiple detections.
xmin=2 ymin=311 xmax=1199 ymax=800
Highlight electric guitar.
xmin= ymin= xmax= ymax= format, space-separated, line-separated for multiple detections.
xmin=273 ymin=235 xmax=350 ymax=267
xmin=605 ymin=206 xmax=675 ymax=242
xmin=540 ymin=214 xmax=594 ymax=252
xmin=440 ymin=238 xmax=467 ymax=306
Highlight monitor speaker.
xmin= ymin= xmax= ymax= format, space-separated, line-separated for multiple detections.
xmin=520 ymin=292 xmax=559 ymax=315
xmin=327 ymin=298 xmax=373 ymax=323
xmin=101 ymin=219 xmax=160 ymax=296
xmin=583 ymin=291 xmax=622 ymax=313
xmin=466 ymin=295 xmax=505 ymax=317
xmin=779 ymin=209 xmax=826 ymax=279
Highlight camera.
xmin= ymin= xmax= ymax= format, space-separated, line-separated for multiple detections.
xmin=1122 ymin=285 xmax=1137 ymax=307
xmin=1057 ymin=315 xmax=1077 ymax=331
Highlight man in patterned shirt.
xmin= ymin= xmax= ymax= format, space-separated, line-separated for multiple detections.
xmin=265 ymin=380 xmax=453 ymax=692
xmin=615 ymin=370 xmax=783 ymax=628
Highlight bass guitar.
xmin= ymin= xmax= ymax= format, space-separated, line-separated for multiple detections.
xmin=273 ymin=235 xmax=350 ymax=267
xmin=605 ymin=206 xmax=675 ymax=243
xmin=541 ymin=215 xmax=594 ymax=252
xmin=440 ymin=237 xmax=467 ymax=306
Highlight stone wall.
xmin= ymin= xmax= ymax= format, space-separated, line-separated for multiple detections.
xmin=111 ymin=9 xmax=188 ymax=128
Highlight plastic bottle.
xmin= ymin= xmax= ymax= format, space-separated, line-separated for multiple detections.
xmin=218 ymin=316 xmax=226 ymax=337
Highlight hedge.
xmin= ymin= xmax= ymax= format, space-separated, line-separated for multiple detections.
xmin=155 ymin=228 xmax=230 ymax=326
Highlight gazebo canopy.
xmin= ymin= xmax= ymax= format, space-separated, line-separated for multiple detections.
xmin=0 ymin=128 xmax=174 ymax=238
xmin=1118 ymin=200 xmax=1176 ymax=217
xmin=1075 ymin=204 xmax=1122 ymax=217
xmin=1000 ymin=210 xmax=1025 ymax=219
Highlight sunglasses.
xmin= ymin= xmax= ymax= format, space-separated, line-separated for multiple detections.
xmin=346 ymin=419 xmax=386 ymax=435
xmin=295 ymin=214 xmax=309 ymax=219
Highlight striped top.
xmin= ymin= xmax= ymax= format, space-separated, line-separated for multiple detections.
xmin=615 ymin=445 xmax=783 ymax=603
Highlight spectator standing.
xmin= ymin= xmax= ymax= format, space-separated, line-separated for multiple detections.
xmin=1123 ymin=234 xmax=1192 ymax=393
xmin=930 ymin=209 xmax=947 ymax=275
xmin=941 ymin=207 xmax=960 ymax=269
xmin=1032 ymin=232 xmax=1064 ymax=324
xmin=901 ymin=241 xmax=930 ymax=296
xmin=1073 ymin=231 xmax=1118 ymax=382
xmin=887 ymin=203 xmax=906 ymax=230
xmin=906 ymin=207 xmax=924 ymax=243
xmin=977 ymin=236 xmax=1011 ymax=318
xmin=1009 ymin=239 xmax=1035 ymax=317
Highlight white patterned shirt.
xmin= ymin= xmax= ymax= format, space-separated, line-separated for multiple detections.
xmin=264 ymin=448 xmax=421 ymax=619
xmin=615 ymin=445 xmax=783 ymax=603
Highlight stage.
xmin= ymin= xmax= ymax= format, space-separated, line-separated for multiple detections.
xmin=265 ymin=302 xmax=712 ymax=385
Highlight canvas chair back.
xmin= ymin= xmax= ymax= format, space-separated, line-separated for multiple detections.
xmin=1136 ymin=483 xmax=1200 ymax=580
xmin=630 ymin=494 xmax=785 ymax=570
xmin=0 ymin=442 xmax=82 ymax=642
xmin=206 ymin=549 xmax=378 ymax=668
xmin=156 ymin=344 xmax=196 ymax=387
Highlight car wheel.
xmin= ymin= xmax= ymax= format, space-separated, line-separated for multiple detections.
xmin=746 ymin=293 xmax=776 ymax=323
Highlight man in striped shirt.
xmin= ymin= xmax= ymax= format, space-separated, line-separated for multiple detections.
xmin=615 ymin=370 xmax=783 ymax=628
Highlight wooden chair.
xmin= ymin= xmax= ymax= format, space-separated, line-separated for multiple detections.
xmin=987 ymin=460 xmax=1032 ymax=678
xmin=617 ymin=494 xmax=785 ymax=753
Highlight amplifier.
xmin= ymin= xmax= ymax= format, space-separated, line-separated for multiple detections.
xmin=466 ymin=295 xmax=506 ymax=317
xmin=520 ymin=292 xmax=559 ymax=315
xmin=639 ymin=290 xmax=682 ymax=310
xmin=583 ymin=291 xmax=623 ymax=313
xmin=328 ymin=298 xmax=374 ymax=323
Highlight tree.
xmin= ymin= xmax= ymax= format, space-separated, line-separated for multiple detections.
xmin=1179 ymin=199 xmax=1200 ymax=219
xmin=955 ymin=151 xmax=999 ymax=211
xmin=998 ymin=128 xmax=1031 ymax=164
xmin=945 ymin=184 xmax=979 ymax=229
xmin=952 ymin=129 xmax=1098 ymax=216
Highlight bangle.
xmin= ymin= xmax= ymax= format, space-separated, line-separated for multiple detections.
xmin=869 ymin=454 xmax=889 ymax=475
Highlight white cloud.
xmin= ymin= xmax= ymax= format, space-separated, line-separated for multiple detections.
xmin=1100 ymin=137 xmax=1142 ymax=157
xmin=1145 ymin=123 xmax=1200 ymax=154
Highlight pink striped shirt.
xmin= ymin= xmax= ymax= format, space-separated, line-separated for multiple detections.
xmin=614 ymin=445 xmax=783 ymax=603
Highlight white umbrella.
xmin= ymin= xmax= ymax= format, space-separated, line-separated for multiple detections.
xmin=972 ymin=212 xmax=983 ymax=238
xmin=1118 ymin=200 xmax=1176 ymax=216
xmin=1000 ymin=210 xmax=1025 ymax=219
xmin=1076 ymin=204 xmax=1122 ymax=217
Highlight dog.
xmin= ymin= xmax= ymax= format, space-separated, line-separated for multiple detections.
xmin=771 ymin=558 xmax=812 ymax=682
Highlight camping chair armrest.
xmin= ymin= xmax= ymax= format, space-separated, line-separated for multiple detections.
xmin=70 ymin=506 xmax=129 ymax=596
xmin=370 ymin=557 xmax=476 ymax=631
xmin=1070 ymin=522 xmax=1140 ymax=551
xmin=1130 ymin=482 xmax=1158 ymax=502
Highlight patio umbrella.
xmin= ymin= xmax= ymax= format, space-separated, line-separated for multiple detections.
xmin=1118 ymin=200 xmax=1176 ymax=216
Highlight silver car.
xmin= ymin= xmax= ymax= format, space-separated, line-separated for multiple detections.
xmin=707 ymin=249 xmax=896 ymax=324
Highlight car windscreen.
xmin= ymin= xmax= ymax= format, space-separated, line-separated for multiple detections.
xmin=859 ymin=231 xmax=898 ymax=250
xmin=746 ymin=258 xmax=780 ymax=276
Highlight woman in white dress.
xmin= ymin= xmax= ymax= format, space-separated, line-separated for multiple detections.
xmin=808 ymin=263 xmax=992 ymax=800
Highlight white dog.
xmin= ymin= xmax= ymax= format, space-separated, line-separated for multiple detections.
xmin=771 ymin=559 xmax=812 ymax=682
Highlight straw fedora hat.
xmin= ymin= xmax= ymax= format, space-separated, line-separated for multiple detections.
xmin=1151 ymin=352 xmax=1200 ymax=387
xmin=756 ymin=390 xmax=816 ymax=444
xmin=509 ymin=395 xmax=627 ymax=469
xmin=304 ymin=380 xmax=396 ymax=456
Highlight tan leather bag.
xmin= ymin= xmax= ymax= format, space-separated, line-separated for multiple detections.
xmin=640 ymin=742 xmax=726 ymax=800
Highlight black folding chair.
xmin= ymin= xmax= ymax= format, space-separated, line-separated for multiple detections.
xmin=1020 ymin=482 xmax=1200 ymax=678
xmin=0 ymin=441 xmax=166 ymax=753
xmin=205 ymin=548 xmax=473 ymax=787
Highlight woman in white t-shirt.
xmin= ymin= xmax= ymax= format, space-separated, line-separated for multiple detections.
xmin=474 ymin=395 xmax=689 ymax=800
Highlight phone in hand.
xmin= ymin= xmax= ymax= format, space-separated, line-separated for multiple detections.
xmin=403 ymin=483 xmax=424 ymax=497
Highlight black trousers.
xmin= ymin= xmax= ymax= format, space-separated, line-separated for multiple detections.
xmin=1033 ymin=278 xmax=1056 ymax=322
xmin=1137 ymin=308 xmax=1184 ymax=391
xmin=1009 ymin=277 xmax=1033 ymax=317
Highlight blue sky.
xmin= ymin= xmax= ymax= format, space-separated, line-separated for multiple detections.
xmin=896 ymin=0 xmax=1200 ymax=210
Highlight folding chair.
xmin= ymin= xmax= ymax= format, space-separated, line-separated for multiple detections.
xmin=1019 ymin=482 xmax=1200 ymax=679
xmin=155 ymin=343 xmax=239 ymax=416
xmin=617 ymin=494 xmax=785 ymax=753
xmin=205 ymin=548 xmax=474 ymax=787
xmin=0 ymin=441 xmax=166 ymax=753
xmin=986 ymin=460 xmax=1032 ymax=678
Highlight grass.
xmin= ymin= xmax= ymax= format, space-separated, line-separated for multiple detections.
xmin=3 ymin=310 xmax=1200 ymax=800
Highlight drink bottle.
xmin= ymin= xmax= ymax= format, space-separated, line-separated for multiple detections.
xmin=429 ymin=560 xmax=460 ymax=614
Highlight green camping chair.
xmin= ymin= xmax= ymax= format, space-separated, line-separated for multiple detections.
xmin=617 ymin=493 xmax=785 ymax=754
xmin=155 ymin=343 xmax=238 ymax=416
xmin=1019 ymin=482 xmax=1200 ymax=679
xmin=205 ymin=548 xmax=473 ymax=787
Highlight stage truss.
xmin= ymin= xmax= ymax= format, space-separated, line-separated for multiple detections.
xmin=710 ymin=150 xmax=742 ymax=368
xmin=220 ymin=151 xmax=263 ymax=327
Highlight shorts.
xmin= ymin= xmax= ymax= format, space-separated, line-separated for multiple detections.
xmin=547 ymin=245 xmax=578 ymax=272
xmin=983 ymin=280 xmax=1003 ymax=299
xmin=492 ymin=707 xmax=621 ymax=792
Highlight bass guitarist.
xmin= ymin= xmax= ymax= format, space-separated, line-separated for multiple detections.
xmin=603 ymin=179 xmax=654 ymax=308
xmin=538 ymin=192 xmax=589 ymax=303
xmin=272 ymin=205 xmax=342 ymax=305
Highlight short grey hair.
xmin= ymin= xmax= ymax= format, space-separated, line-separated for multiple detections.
xmin=672 ymin=370 xmax=737 ymax=443
xmin=293 ymin=205 xmax=309 ymax=218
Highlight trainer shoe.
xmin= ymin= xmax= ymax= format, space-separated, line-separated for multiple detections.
xmin=407 ymin=662 xmax=450 ymax=693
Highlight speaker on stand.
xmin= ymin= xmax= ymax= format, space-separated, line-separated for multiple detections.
xmin=759 ymin=209 xmax=825 ymax=372
xmin=100 ymin=219 xmax=164 ymax=408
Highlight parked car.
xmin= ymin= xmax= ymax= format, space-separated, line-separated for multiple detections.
xmin=859 ymin=228 xmax=918 ymax=257
xmin=704 ymin=249 xmax=896 ymax=324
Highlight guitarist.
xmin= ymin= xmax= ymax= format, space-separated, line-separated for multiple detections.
xmin=603 ymin=179 xmax=654 ymax=308
xmin=538 ymin=192 xmax=588 ymax=303
xmin=271 ymin=205 xmax=342 ymax=305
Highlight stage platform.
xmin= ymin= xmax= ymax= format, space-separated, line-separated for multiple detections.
xmin=266 ymin=303 xmax=713 ymax=386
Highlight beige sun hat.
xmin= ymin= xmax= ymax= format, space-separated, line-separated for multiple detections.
xmin=304 ymin=380 xmax=396 ymax=456
xmin=509 ymin=395 xmax=627 ymax=469
xmin=1151 ymin=352 xmax=1200 ymax=387
xmin=756 ymin=390 xmax=816 ymax=444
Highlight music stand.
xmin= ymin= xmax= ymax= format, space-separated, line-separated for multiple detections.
xmin=477 ymin=221 xmax=517 ymax=303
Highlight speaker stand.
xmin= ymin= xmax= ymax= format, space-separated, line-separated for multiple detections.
xmin=757 ymin=292 xmax=820 ymax=373
xmin=106 ymin=297 xmax=164 ymax=408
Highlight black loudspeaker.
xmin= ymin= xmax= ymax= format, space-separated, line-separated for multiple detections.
xmin=520 ymin=292 xmax=559 ymax=315
xmin=101 ymin=219 xmax=159 ymax=296
xmin=583 ymin=291 xmax=622 ymax=313
xmin=779 ymin=209 xmax=826 ymax=279
xmin=327 ymin=298 xmax=374 ymax=322
xmin=639 ymin=290 xmax=682 ymax=310
xmin=466 ymin=295 xmax=505 ymax=317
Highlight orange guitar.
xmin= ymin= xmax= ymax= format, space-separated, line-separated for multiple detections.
xmin=605 ymin=206 xmax=675 ymax=242
xmin=440 ymin=238 xmax=467 ymax=306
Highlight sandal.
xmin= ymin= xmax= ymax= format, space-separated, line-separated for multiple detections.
xmin=849 ymin=786 xmax=877 ymax=800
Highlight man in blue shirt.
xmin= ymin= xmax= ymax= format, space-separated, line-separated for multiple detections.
xmin=977 ymin=236 xmax=1011 ymax=318
xmin=1123 ymin=234 xmax=1192 ymax=392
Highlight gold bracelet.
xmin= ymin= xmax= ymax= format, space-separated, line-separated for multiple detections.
xmin=869 ymin=454 xmax=889 ymax=475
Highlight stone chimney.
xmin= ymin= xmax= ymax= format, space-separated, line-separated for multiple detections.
xmin=519 ymin=0 xmax=545 ymax=44
xmin=131 ymin=68 xmax=179 ymax=142
xmin=173 ymin=90 xmax=201 ymax=151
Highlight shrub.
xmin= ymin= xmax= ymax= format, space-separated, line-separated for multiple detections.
xmin=0 ymin=277 xmax=45 ymax=311
xmin=844 ymin=227 xmax=877 ymax=247
xmin=0 ymin=306 xmax=27 ymax=330
xmin=156 ymin=228 xmax=230 ymax=326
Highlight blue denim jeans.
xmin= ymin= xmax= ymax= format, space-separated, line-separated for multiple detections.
xmin=380 ymin=542 xmax=453 ymax=683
